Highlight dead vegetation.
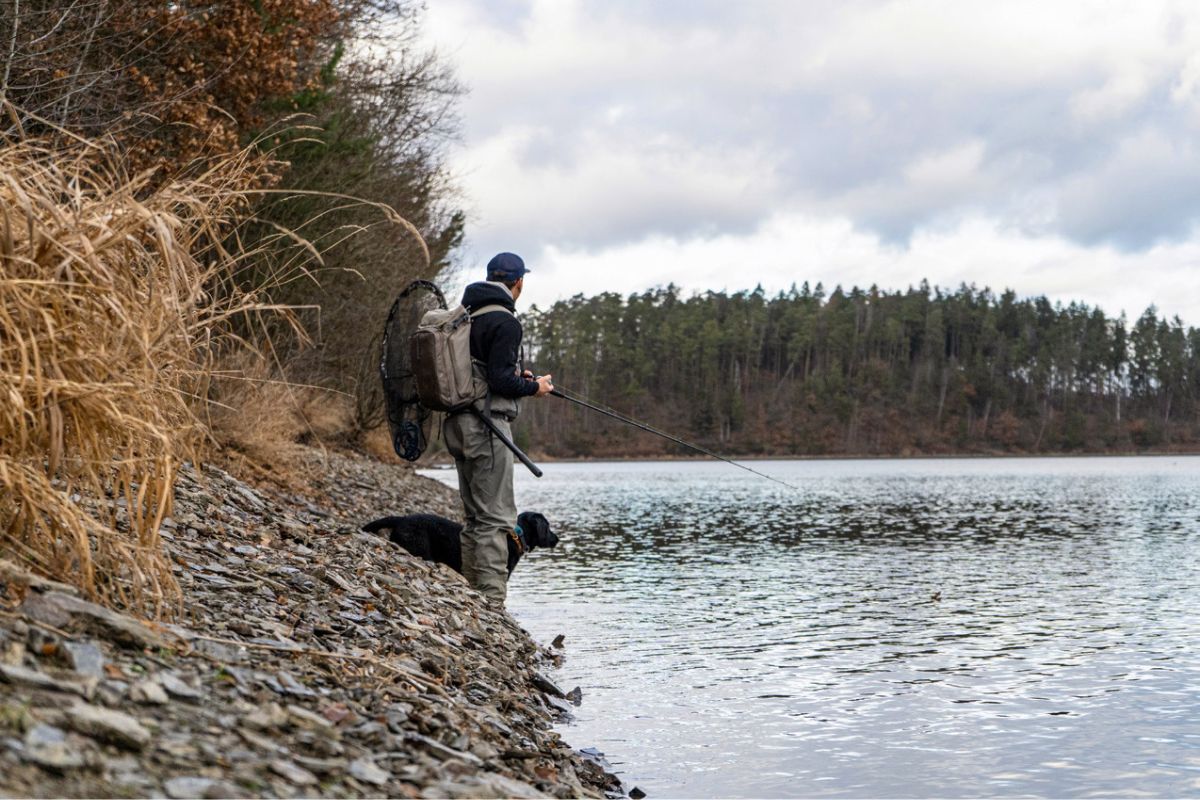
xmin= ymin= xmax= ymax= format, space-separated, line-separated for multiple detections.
xmin=0 ymin=136 xmax=301 ymax=614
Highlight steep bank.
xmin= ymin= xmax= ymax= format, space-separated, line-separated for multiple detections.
xmin=0 ymin=447 xmax=621 ymax=798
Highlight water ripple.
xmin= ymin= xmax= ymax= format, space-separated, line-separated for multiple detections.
xmin=425 ymin=456 xmax=1200 ymax=798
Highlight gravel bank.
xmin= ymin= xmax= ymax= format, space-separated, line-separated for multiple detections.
xmin=0 ymin=447 xmax=623 ymax=798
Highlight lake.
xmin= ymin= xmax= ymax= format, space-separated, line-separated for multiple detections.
xmin=422 ymin=456 xmax=1200 ymax=798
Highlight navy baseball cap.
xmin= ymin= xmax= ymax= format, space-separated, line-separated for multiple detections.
xmin=486 ymin=252 xmax=529 ymax=281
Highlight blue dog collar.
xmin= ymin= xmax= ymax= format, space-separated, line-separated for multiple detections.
xmin=510 ymin=524 xmax=528 ymax=554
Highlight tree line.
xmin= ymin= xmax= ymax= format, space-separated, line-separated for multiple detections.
xmin=517 ymin=283 xmax=1200 ymax=457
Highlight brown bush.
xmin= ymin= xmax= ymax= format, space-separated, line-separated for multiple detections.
xmin=0 ymin=0 xmax=342 ymax=173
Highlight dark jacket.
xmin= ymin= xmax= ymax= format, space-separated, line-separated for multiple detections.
xmin=462 ymin=281 xmax=540 ymax=399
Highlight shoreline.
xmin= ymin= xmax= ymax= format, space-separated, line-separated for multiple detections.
xmin=419 ymin=448 xmax=1200 ymax=467
xmin=0 ymin=446 xmax=624 ymax=798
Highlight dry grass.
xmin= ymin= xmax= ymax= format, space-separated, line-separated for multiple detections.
xmin=0 ymin=136 xmax=301 ymax=615
xmin=206 ymin=352 xmax=359 ymax=484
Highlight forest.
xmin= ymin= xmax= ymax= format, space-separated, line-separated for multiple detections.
xmin=518 ymin=283 xmax=1200 ymax=457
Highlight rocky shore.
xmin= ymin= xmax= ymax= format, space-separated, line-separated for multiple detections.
xmin=0 ymin=447 xmax=624 ymax=798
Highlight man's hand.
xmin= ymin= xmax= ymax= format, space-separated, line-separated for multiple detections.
xmin=534 ymin=373 xmax=554 ymax=397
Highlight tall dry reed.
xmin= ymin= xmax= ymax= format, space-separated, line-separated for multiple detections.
xmin=0 ymin=138 xmax=300 ymax=615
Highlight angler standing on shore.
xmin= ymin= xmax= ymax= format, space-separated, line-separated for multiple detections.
xmin=444 ymin=253 xmax=554 ymax=605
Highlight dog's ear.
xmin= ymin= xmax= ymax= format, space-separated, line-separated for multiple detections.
xmin=363 ymin=516 xmax=405 ymax=537
xmin=362 ymin=517 xmax=388 ymax=534
xmin=532 ymin=513 xmax=557 ymax=548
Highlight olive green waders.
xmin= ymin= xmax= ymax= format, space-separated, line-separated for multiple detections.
xmin=443 ymin=410 xmax=517 ymax=604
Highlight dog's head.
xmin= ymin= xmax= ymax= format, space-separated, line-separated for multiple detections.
xmin=516 ymin=512 xmax=558 ymax=550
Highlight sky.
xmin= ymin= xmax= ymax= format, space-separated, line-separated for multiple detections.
xmin=422 ymin=0 xmax=1200 ymax=322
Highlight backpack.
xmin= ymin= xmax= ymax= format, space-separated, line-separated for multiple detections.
xmin=409 ymin=303 xmax=513 ymax=412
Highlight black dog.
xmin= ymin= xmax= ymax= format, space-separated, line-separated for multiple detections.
xmin=361 ymin=512 xmax=558 ymax=576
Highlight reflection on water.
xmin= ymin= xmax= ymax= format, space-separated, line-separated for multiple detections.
xmin=422 ymin=457 xmax=1200 ymax=798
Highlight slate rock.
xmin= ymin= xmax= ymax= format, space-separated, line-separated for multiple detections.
xmin=348 ymin=757 xmax=391 ymax=786
xmin=61 ymin=641 xmax=106 ymax=678
xmin=19 ymin=591 xmax=169 ymax=650
xmin=424 ymin=773 xmax=544 ymax=799
xmin=277 ymin=670 xmax=316 ymax=697
xmin=23 ymin=723 xmax=84 ymax=771
xmin=159 ymin=672 xmax=202 ymax=702
xmin=130 ymin=679 xmax=169 ymax=705
xmin=164 ymin=776 xmax=216 ymax=798
xmin=270 ymin=758 xmax=319 ymax=786
xmin=285 ymin=703 xmax=333 ymax=731
xmin=532 ymin=671 xmax=566 ymax=698
xmin=0 ymin=662 xmax=95 ymax=700
xmin=64 ymin=703 xmax=151 ymax=750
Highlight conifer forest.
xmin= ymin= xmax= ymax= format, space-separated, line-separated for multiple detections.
xmin=519 ymin=283 xmax=1200 ymax=457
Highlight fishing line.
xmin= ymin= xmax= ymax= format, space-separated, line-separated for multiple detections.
xmin=548 ymin=385 xmax=803 ymax=493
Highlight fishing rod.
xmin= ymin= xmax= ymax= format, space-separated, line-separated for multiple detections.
xmin=547 ymin=384 xmax=803 ymax=493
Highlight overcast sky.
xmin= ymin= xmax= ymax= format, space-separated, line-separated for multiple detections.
xmin=423 ymin=0 xmax=1200 ymax=322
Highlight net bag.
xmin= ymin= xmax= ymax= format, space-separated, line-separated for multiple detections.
xmin=380 ymin=280 xmax=447 ymax=461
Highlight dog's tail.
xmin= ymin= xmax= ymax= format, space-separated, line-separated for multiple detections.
xmin=362 ymin=516 xmax=404 ymax=534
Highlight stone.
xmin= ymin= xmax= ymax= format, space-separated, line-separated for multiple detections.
xmin=130 ymin=679 xmax=169 ymax=705
xmin=424 ymin=774 xmax=544 ymax=799
xmin=23 ymin=723 xmax=84 ymax=771
xmin=405 ymin=732 xmax=484 ymax=767
xmin=164 ymin=776 xmax=216 ymax=798
xmin=277 ymin=670 xmax=316 ymax=697
xmin=0 ymin=663 xmax=96 ymax=700
xmin=237 ymin=726 xmax=285 ymax=755
xmin=242 ymin=703 xmax=289 ymax=731
xmin=159 ymin=672 xmax=203 ymax=701
xmin=0 ymin=559 xmax=80 ymax=596
xmin=566 ymin=686 xmax=583 ymax=706
xmin=292 ymin=754 xmax=344 ymax=775
xmin=285 ymin=703 xmax=333 ymax=731
xmin=64 ymin=703 xmax=151 ymax=750
xmin=0 ymin=453 xmax=623 ymax=798
xmin=60 ymin=641 xmax=106 ymax=678
xmin=531 ymin=672 xmax=566 ymax=698
xmin=233 ymin=485 xmax=266 ymax=510
xmin=629 ymin=787 xmax=647 ymax=799
xmin=270 ymin=758 xmax=319 ymax=786
xmin=192 ymin=639 xmax=242 ymax=662
xmin=546 ymin=694 xmax=574 ymax=717
xmin=348 ymin=756 xmax=391 ymax=786
xmin=19 ymin=592 xmax=170 ymax=650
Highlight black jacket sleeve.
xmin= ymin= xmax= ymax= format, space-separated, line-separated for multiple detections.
xmin=484 ymin=315 xmax=540 ymax=398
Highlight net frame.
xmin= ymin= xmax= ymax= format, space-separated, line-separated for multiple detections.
xmin=380 ymin=280 xmax=447 ymax=461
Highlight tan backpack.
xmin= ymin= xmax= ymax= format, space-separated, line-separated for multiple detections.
xmin=409 ymin=303 xmax=512 ymax=412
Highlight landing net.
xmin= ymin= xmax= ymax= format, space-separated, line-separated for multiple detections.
xmin=380 ymin=280 xmax=446 ymax=461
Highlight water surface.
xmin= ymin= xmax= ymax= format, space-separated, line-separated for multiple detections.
xmin=424 ymin=457 xmax=1200 ymax=797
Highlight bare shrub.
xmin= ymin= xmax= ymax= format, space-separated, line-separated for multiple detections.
xmin=0 ymin=0 xmax=343 ymax=173
xmin=248 ymin=3 xmax=464 ymax=438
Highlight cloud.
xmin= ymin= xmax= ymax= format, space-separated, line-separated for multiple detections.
xmin=500 ymin=213 xmax=1200 ymax=326
xmin=423 ymin=0 xmax=1200 ymax=319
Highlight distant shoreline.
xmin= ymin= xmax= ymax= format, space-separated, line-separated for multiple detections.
xmin=419 ymin=449 xmax=1200 ymax=467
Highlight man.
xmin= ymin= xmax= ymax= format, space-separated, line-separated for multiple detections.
xmin=443 ymin=252 xmax=553 ymax=605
